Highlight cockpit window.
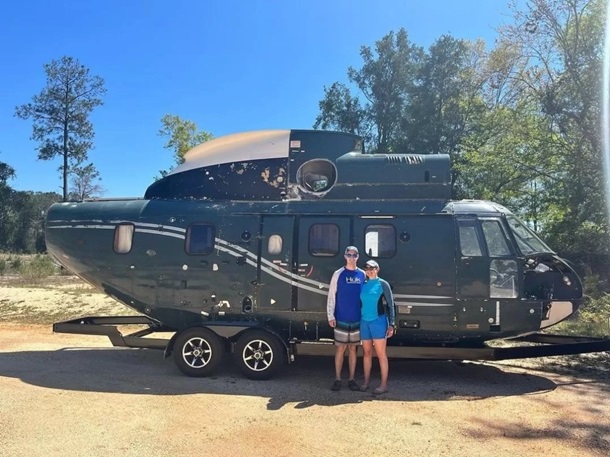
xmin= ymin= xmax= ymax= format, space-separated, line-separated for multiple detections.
xmin=481 ymin=220 xmax=511 ymax=256
xmin=506 ymin=215 xmax=553 ymax=255
xmin=458 ymin=220 xmax=483 ymax=257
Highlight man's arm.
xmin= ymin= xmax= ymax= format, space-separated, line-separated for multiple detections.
xmin=327 ymin=269 xmax=341 ymax=324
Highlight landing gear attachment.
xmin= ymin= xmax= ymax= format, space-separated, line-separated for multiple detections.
xmin=234 ymin=330 xmax=284 ymax=380
xmin=173 ymin=327 xmax=223 ymax=377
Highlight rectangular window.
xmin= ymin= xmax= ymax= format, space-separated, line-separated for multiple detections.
xmin=186 ymin=224 xmax=215 ymax=255
xmin=113 ymin=223 xmax=134 ymax=254
xmin=481 ymin=220 xmax=512 ymax=256
xmin=458 ymin=221 xmax=483 ymax=257
xmin=309 ymin=224 xmax=339 ymax=256
xmin=364 ymin=225 xmax=396 ymax=258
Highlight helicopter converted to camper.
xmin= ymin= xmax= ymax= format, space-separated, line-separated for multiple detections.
xmin=46 ymin=129 xmax=610 ymax=380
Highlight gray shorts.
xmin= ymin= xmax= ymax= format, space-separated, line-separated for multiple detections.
xmin=334 ymin=321 xmax=360 ymax=344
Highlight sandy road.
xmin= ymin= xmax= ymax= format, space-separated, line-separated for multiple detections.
xmin=0 ymin=323 xmax=609 ymax=457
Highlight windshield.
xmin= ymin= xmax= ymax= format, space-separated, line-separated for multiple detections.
xmin=506 ymin=215 xmax=553 ymax=255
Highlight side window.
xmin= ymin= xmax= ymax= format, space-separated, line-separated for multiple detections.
xmin=309 ymin=224 xmax=339 ymax=256
xmin=268 ymin=234 xmax=283 ymax=255
xmin=458 ymin=220 xmax=483 ymax=257
xmin=186 ymin=224 xmax=215 ymax=255
xmin=113 ymin=223 xmax=134 ymax=254
xmin=490 ymin=259 xmax=519 ymax=298
xmin=364 ymin=224 xmax=396 ymax=258
xmin=481 ymin=220 xmax=512 ymax=256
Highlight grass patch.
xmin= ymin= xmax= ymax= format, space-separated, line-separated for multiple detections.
xmin=0 ymin=253 xmax=60 ymax=279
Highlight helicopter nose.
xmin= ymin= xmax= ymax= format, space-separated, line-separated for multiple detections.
xmin=539 ymin=301 xmax=575 ymax=329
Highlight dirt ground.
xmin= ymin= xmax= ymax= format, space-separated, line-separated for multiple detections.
xmin=1 ymin=277 xmax=610 ymax=457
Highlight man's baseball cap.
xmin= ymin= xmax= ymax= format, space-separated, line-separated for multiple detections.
xmin=365 ymin=259 xmax=379 ymax=269
xmin=344 ymin=246 xmax=359 ymax=254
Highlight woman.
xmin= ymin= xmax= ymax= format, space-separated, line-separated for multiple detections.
xmin=359 ymin=259 xmax=396 ymax=395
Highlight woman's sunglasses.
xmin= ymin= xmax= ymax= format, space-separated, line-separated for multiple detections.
xmin=344 ymin=253 xmax=359 ymax=258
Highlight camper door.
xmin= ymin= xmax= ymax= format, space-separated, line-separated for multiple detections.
xmin=295 ymin=216 xmax=352 ymax=312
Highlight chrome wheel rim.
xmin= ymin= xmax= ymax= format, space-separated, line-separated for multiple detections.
xmin=242 ymin=339 xmax=273 ymax=372
xmin=182 ymin=337 xmax=213 ymax=368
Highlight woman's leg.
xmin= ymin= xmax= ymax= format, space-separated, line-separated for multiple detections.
xmin=373 ymin=338 xmax=388 ymax=390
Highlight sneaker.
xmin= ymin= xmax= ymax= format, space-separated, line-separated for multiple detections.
xmin=348 ymin=380 xmax=360 ymax=391
xmin=330 ymin=380 xmax=342 ymax=391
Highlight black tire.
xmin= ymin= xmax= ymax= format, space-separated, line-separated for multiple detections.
xmin=173 ymin=327 xmax=223 ymax=377
xmin=234 ymin=330 xmax=285 ymax=380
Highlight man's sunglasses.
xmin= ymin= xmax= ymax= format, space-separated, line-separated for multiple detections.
xmin=344 ymin=253 xmax=359 ymax=258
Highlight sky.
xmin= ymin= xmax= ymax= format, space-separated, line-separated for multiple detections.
xmin=0 ymin=0 xmax=515 ymax=198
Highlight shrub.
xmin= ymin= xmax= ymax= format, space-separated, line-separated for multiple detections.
xmin=10 ymin=257 xmax=22 ymax=272
xmin=552 ymin=294 xmax=610 ymax=337
xmin=19 ymin=254 xmax=57 ymax=279
xmin=0 ymin=258 xmax=6 ymax=276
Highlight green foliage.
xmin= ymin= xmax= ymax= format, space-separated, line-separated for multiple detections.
xmin=553 ymin=295 xmax=610 ymax=337
xmin=10 ymin=257 xmax=22 ymax=271
xmin=314 ymin=0 xmax=610 ymax=283
xmin=15 ymin=56 xmax=107 ymax=201
xmin=18 ymin=254 xmax=58 ymax=280
xmin=0 ymin=254 xmax=58 ymax=278
xmin=0 ymin=191 xmax=61 ymax=253
xmin=157 ymin=114 xmax=214 ymax=177
xmin=315 ymin=28 xmax=424 ymax=152
xmin=0 ymin=155 xmax=15 ymax=183
xmin=68 ymin=162 xmax=105 ymax=200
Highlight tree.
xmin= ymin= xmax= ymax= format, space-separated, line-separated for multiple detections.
xmin=314 ymin=29 xmax=423 ymax=152
xmin=0 ymin=156 xmax=17 ymax=251
xmin=0 ymin=158 xmax=15 ymax=184
xmin=15 ymin=56 xmax=106 ymax=201
xmin=498 ymin=0 xmax=607 ymax=257
xmin=68 ymin=162 xmax=105 ymax=201
xmin=157 ymin=114 xmax=214 ymax=177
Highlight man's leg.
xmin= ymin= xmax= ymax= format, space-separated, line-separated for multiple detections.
xmin=347 ymin=343 xmax=358 ymax=381
xmin=334 ymin=343 xmax=347 ymax=380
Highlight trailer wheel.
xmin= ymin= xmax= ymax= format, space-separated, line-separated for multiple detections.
xmin=234 ymin=330 xmax=285 ymax=380
xmin=173 ymin=327 xmax=223 ymax=377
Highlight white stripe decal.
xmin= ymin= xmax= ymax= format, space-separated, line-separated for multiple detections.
xmin=396 ymin=302 xmax=453 ymax=307
xmin=48 ymin=225 xmax=115 ymax=230
xmin=47 ymin=223 xmax=454 ymax=302
xmin=214 ymin=244 xmax=327 ymax=295
xmin=215 ymin=237 xmax=329 ymax=289
xmin=135 ymin=228 xmax=185 ymax=239
xmin=135 ymin=222 xmax=186 ymax=233
xmin=394 ymin=294 xmax=453 ymax=299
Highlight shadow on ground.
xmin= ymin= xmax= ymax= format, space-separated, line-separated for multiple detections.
xmin=0 ymin=346 xmax=569 ymax=409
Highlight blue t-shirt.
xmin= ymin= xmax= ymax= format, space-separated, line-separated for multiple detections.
xmin=327 ymin=267 xmax=365 ymax=323
xmin=361 ymin=278 xmax=383 ymax=322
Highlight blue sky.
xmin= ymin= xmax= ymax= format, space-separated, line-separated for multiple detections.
xmin=0 ymin=0 xmax=514 ymax=197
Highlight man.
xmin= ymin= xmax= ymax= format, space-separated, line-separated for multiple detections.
xmin=327 ymin=246 xmax=365 ymax=391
